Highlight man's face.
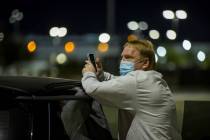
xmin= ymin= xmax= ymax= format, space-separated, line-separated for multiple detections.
xmin=121 ymin=45 xmax=140 ymax=61
xmin=121 ymin=45 xmax=148 ymax=70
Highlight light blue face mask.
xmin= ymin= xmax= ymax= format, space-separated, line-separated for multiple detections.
xmin=119 ymin=60 xmax=135 ymax=76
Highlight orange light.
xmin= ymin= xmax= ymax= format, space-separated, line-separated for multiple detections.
xmin=27 ymin=41 xmax=37 ymax=53
xmin=97 ymin=43 xmax=109 ymax=53
xmin=127 ymin=34 xmax=138 ymax=41
xmin=64 ymin=41 xmax=75 ymax=53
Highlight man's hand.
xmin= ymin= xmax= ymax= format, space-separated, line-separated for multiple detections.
xmin=82 ymin=60 xmax=96 ymax=74
xmin=95 ymin=57 xmax=103 ymax=76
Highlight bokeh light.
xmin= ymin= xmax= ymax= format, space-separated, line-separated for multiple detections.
xmin=166 ymin=30 xmax=177 ymax=40
xmin=127 ymin=21 xmax=139 ymax=31
xmin=97 ymin=43 xmax=109 ymax=53
xmin=157 ymin=46 xmax=167 ymax=57
xmin=149 ymin=30 xmax=160 ymax=40
xmin=64 ymin=41 xmax=75 ymax=53
xmin=99 ymin=33 xmax=110 ymax=43
xmin=27 ymin=41 xmax=37 ymax=53
xmin=56 ymin=53 xmax=67 ymax=64
xmin=197 ymin=51 xmax=206 ymax=62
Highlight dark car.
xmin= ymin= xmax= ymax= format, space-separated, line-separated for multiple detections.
xmin=0 ymin=76 xmax=113 ymax=140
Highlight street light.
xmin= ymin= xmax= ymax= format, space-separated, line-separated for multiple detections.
xmin=176 ymin=10 xmax=187 ymax=19
xmin=9 ymin=9 xmax=24 ymax=24
xmin=127 ymin=21 xmax=139 ymax=31
xmin=149 ymin=30 xmax=160 ymax=40
xmin=162 ymin=10 xmax=175 ymax=19
xmin=166 ymin=30 xmax=177 ymax=40
xmin=56 ymin=53 xmax=67 ymax=64
xmin=139 ymin=21 xmax=148 ymax=31
xmin=58 ymin=27 xmax=67 ymax=37
xmin=27 ymin=41 xmax=37 ymax=53
xmin=49 ymin=27 xmax=68 ymax=38
xmin=99 ymin=33 xmax=110 ymax=43
xmin=163 ymin=9 xmax=187 ymax=20
xmin=49 ymin=27 xmax=59 ymax=37
xmin=64 ymin=41 xmax=75 ymax=53
xmin=97 ymin=43 xmax=109 ymax=53
xmin=182 ymin=40 xmax=191 ymax=50
xmin=157 ymin=46 xmax=167 ymax=57
xmin=163 ymin=9 xmax=187 ymax=40
xmin=197 ymin=51 xmax=206 ymax=62
xmin=0 ymin=32 xmax=4 ymax=42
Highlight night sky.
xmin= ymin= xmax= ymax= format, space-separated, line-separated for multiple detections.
xmin=0 ymin=0 xmax=210 ymax=41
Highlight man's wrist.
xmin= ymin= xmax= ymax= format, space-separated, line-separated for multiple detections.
xmin=83 ymin=71 xmax=96 ymax=77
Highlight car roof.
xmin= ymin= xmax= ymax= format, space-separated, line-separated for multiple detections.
xmin=0 ymin=76 xmax=81 ymax=95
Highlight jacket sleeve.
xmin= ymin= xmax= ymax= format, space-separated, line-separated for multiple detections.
xmin=81 ymin=72 xmax=136 ymax=110
xmin=103 ymin=72 xmax=117 ymax=81
xmin=97 ymin=71 xmax=117 ymax=81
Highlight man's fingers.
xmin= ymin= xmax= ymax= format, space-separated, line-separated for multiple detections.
xmin=95 ymin=57 xmax=100 ymax=63
xmin=85 ymin=60 xmax=95 ymax=70
xmin=85 ymin=60 xmax=92 ymax=65
xmin=95 ymin=57 xmax=102 ymax=68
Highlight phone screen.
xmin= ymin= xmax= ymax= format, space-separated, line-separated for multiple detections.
xmin=87 ymin=53 xmax=97 ymax=72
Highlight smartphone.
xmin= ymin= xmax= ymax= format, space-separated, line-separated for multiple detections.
xmin=87 ymin=53 xmax=97 ymax=72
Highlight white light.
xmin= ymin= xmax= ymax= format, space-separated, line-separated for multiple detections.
xmin=149 ymin=30 xmax=160 ymax=40
xmin=127 ymin=21 xmax=139 ymax=31
xmin=49 ymin=27 xmax=59 ymax=37
xmin=162 ymin=10 xmax=175 ymax=19
xmin=197 ymin=51 xmax=206 ymax=62
xmin=139 ymin=21 xmax=148 ymax=31
xmin=157 ymin=46 xmax=167 ymax=57
xmin=182 ymin=40 xmax=191 ymax=50
xmin=16 ymin=12 xmax=24 ymax=21
xmin=9 ymin=9 xmax=23 ymax=23
xmin=99 ymin=33 xmax=110 ymax=43
xmin=56 ymin=53 xmax=67 ymax=64
xmin=155 ymin=53 xmax=158 ymax=62
xmin=176 ymin=10 xmax=187 ymax=19
xmin=12 ymin=9 xmax=20 ymax=17
xmin=0 ymin=32 xmax=4 ymax=42
xmin=9 ymin=17 xmax=16 ymax=24
xmin=58 ymin=27 xmax=67 ymax=37
xmin=166 ymin=30 xmax=177 ymax=40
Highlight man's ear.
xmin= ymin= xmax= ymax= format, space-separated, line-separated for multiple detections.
xmin=142 ymin=58 xmax=150 ymax=70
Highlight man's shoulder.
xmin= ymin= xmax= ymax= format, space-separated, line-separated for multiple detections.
xmin=129 ymin=70 xmax=163 ymax=82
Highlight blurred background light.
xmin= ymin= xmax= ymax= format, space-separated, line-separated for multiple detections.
xmin=49 ymin=27 xmax=59 ymax=37
xmin=58 ymin=27 xmax=67 ymax=37
xmin=49 ymin=27 xmax=67 ymax=37
xmin=27 ymin=41 xmax=37 ymax=53
xmin=9 ymin=17 xmax=16 ymax=24
xmin=99 ymin=33 xmax=110 ymax=43
xmin=56 ymin=53 xmax=67 ymax=64
xmin=127 ymin=34 xmax=138 ymax=41
xmin=197 ymin=51 xmax=206 ymax=62
xmin=16 ymin=12 xmax=24 ymax=21
xmin=155 ymin=53 xmax=158 ymax=62
xmin=9 ymin=9 xmax=24 ymax=23
xmin=166 ymin=30 xmax=177 ymax=40
xmin=149 ymin=30 xmax=160 ymax=40
xmin=0 ymin=32 xmax=4 ymax=42
xmin=182 ymin=40 xmax=192 ymax=50
xmin=64 ymin=41 xmax=75 ymax=53
xmin=127 ymin=21 xmax=139 ymax=31
xmin=157 ymin=46 xmax=167 ymax=57
xmin=97 ymin=43 xmax=109 ymax=53
xmin=139 ymin=21 xmax=148 ymax=31
xmin=162 ymin=10 xmax=175 ymax=19
xmin=176 ymin=10 xmax=187 ymax=19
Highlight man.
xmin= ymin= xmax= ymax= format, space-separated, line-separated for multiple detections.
xmin=82 ymin=40 xmax=182 ymax=140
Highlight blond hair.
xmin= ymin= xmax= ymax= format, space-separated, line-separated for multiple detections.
xmin=124 ymin=40 xmax=156 ymax=69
